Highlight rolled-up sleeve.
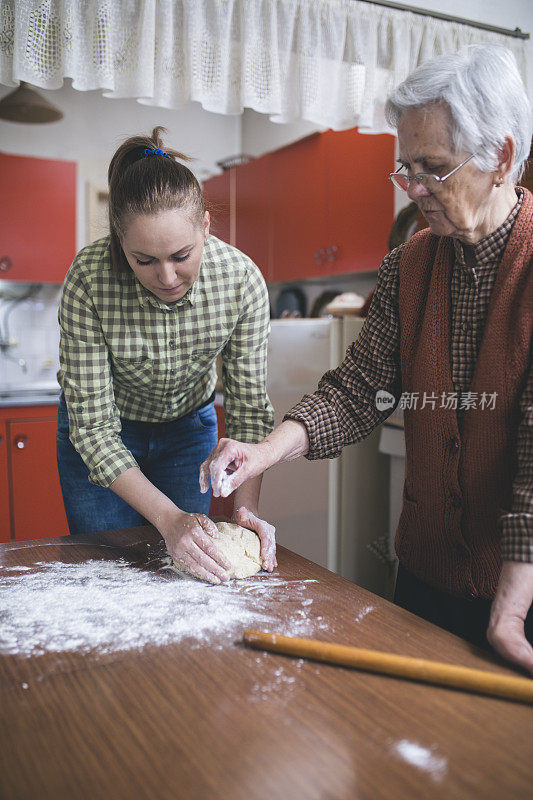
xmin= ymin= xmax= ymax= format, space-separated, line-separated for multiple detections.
xmin=58 ymin=266 xmax=138 ymax=487
xmin=499 ymin=358 xmax=533 ymax=562
xmin=221 ymin=264 xmax=274 ymax=443
xmin=283 ymin=247 xmax=403 ymax=460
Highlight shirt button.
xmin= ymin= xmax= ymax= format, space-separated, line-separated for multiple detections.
xmin=461 ymin=321 xmax=470 ymax=332
xmin=451 ymin=437 xmax=460 ymax=452
xmin=169 ymin=368 xmax=176 ymax=376
xmin=169 ymin=340 xmax=176 ymax=349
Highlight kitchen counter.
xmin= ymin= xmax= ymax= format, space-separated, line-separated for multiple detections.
xmin=0 ymin=389 xmax=60 ymax=407
xmin=1 ymin=526 xmax=532 ymax=800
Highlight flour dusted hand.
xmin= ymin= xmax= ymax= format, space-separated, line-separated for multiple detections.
xmin=232 ymin=506 xmax=277 ymax=572
xmin=162 ymin=511 xmax=232 ymax=585
xmin=199 ymin=437 xmax=273 ymax=498
xmin=173 ymin=522 xmax=262 ymax=581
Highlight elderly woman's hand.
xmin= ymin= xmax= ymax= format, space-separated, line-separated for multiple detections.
xmin=199 ymin=437 xmax=275 ymax=498
xmin=232 ymin=506 xmax=277 ymax=572
xmin=200 ymin=421 xmax=310 ymax=499
xmin=487 ymin=562 xmax=533 ymax=675
xmin=161 ymin=510 xmax=232 ymax=584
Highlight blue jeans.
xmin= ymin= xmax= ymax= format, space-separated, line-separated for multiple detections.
xmin=57 ymin=393 xmax=218 ymax=535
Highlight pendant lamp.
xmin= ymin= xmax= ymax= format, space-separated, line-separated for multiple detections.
xmin=0 ymin=82 xmax=63 ymax=123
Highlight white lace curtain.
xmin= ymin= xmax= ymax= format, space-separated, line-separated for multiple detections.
xmin=0 ymin=0 xmax=528 ymax=131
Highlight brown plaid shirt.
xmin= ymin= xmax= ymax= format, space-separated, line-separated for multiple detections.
xmin=286 ymin=189 xmax=532 ymax=562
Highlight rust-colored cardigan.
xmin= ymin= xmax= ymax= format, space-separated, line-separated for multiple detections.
xmin=396 ymin=189 xmax=533 ymax=599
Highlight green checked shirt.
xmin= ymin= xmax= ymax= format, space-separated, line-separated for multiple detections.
xmin=58 ymin=235 xmax=274 ymax=488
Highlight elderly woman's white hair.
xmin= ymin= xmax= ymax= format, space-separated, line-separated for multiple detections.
xmin=385 ymin=44 xmax=532 ymax=183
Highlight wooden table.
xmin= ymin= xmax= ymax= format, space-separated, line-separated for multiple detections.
xmin=1 ymin=526 xmax=532 ymax=800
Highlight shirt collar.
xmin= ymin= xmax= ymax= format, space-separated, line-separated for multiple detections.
xmin=134 ymin=273 xmax=199 ymax=311
xmin=453 ymin=187 xmax=523 ymax=268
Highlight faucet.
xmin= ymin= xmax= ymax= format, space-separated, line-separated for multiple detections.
xmin=0 ymin=286 xmax=39 ymax=374
xmin=0 ymin=346 xmax=27 ymax=372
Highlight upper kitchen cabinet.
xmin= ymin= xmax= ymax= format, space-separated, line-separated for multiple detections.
xmin=203 ymin=161 xmax=272 ymax=281
xmin=203 ymin=128 xmax=395 ymax=284
xmin=324 ymin=129 xmax=395 ymax=274
xmin=0 ymin=153 xmax=76 ymax=283
xmin=269 ymin=134 xmax=328 ymax=282
xmin=234 ymin=155 xmax=272 ymax=281
xmin=203 ymin=169 xmax=232 ymax=246
xmin=269 ymin=128 xmax=395 ymax=279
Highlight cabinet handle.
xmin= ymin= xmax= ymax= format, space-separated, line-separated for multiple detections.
xmin=0 ymin=255 xmax=13 ymax=273
xmin=314 ymin=248 xmax=326 ymax=265
xmin=14 ymin=435 xmax=28 ymax=450
xmin=326 ymin=245 xmax=339 ymax=262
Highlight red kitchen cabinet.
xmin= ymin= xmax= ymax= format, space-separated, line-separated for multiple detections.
xmin=0 ymin=405 xmax=68 ymax=541
xmin=269 ymin=134 xmax=328 ymax=282
xmin=202 ymin=169 xmax=233 ymax=245
xmin=204 ymin=158 xmax=272 ymax=282
xmin=269 ymin=129 xmax=395 ymax=279
xmin=0 ymin=153 xmax=76 ymax=283
xmin=204 ymin=128 xmax=395 ymax=284
xmin=324 ymin=129 xmax=395 ymax=274
xmin=235 ymin=155 xmax=272 ymax=281
xmin=0 ymin=421 xmax=10 ymax=541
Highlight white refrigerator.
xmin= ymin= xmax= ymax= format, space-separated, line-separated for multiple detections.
xmin=260 ymin=318 xmax=391 ymax=597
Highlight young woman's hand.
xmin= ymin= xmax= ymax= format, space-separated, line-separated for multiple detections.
xmin=232 ymin=506 xmax=277 ymax=572
xmin=161 ymin=510 xmax=231 ymax=584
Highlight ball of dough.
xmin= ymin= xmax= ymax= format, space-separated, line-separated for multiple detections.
xmin=213 ymin=522 xmax=262 ymax=579
xmin=171 ymin=522 xmax=262 ymax=581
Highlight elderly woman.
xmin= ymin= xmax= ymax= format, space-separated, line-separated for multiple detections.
xmin=200 ymin=44 xmax=533 ymax=673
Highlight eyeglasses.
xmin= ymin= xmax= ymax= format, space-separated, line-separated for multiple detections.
xmin=389 ymin=153 xmax=477 ymax=192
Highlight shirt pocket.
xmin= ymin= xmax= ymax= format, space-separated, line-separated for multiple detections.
xmin=187 ymin=338 xmax=225 ymax=381
xmin=111 ymin=355 xmax=153 ymax=390
xmin=185 ymin=325 xmax=234 ymax=383
xmin=182 ymin=350 xmax=215 ymax=386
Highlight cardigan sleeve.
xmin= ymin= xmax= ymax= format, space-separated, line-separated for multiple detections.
xmin=499 ymin=356 xmax=533 ymax=562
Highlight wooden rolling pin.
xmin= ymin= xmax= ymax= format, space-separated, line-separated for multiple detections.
xmin=243 ymin=630 xmax=533 ymax=704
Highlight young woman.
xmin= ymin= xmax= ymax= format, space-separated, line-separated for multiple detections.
xmin=57 ymin=127 xmax=276 ymax=583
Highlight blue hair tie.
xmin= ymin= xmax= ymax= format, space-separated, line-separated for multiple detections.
xmin=141 ymin=147 xmax=169 ymax=158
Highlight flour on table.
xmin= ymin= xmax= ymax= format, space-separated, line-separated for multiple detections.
xmin=0 ymin=556 xmax=326 ymax=659
xmin=173 ymin=522 xmax=262 ymax=580
xmin=391 ymin=740 xmax=448 ymax=783
xmin=354 ymin=605 xmax=374 ymax=623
